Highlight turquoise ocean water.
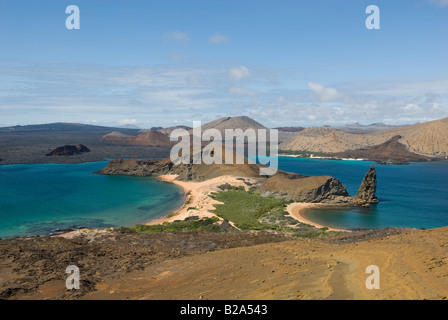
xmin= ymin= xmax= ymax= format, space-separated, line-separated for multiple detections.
xmin=0 ymin=161 xmax=184 ymax=238
xmin=0 ymin=158 xmax=447 ymax=238
xmin=278 ymin=156 xmax=448 ymax=230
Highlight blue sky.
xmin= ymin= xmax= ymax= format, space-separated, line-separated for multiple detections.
xmin=0 ymin=0 xmax=447 ymax=128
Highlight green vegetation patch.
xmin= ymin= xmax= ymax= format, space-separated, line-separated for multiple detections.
xmin=211 ymin=189 xmax=291 ymax=230
xmin=120 ymin=216 xmax=227 ymax=234
xmin=118 ymin=186 xmax=339 ymax=238
xmin=217 ymin=183 xmax=245 ymax=191
xmin=211 ymin=187 xmax=339 ymax=238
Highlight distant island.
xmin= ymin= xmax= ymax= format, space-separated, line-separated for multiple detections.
xmin=46 ymin=144 xmax=90 ymax=156
xmin=280 ymin=116 xmax=448 ymax=163
xmin=1 ymin=116 xmax=447 ymax=165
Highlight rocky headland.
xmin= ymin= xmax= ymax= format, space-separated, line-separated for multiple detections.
xmin=96 ymin=151 xmax=378 ymax=208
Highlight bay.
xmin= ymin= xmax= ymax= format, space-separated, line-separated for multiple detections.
xmin=278 ymin=156 xmax=448 ymax=230
xmin=0 ymin=161 xmax=184 ymax=238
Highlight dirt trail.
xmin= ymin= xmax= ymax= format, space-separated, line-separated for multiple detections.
xmin=2 ymin=227 xmax=447 ymax=300
xmin=82 ymin=227 xmax=448 ymax=300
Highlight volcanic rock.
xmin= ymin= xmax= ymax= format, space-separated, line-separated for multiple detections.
xmin=356 ymin=165 xmax=378 ymax=204
xmin=259 ymin=171 xmax=350 ymax=203
xmin=46 ymin=144 xmax=90 ymax=156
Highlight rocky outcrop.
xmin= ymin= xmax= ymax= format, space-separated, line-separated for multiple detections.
xmin=259 ymin=164 xmax=381 ymax=206
xmin=96 ymin=158 xmax=172 ymax=177
xmin=259 ymin=171 xmax=350 ymax=203
xmin=46 ymin=144 xmax=90 ymax=156
xmin=356 ymin=165 xmax=378 ymax=204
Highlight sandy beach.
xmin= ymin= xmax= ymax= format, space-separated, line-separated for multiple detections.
xmin=286 ymin=202 xmax=350 ymax=232
xmin=148 ymin=174 xmax=351 ymax=233
xmin=145 ymin=174 xmax=259 ymax=226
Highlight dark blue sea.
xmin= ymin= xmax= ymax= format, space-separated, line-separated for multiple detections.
xmin=278 ymin=156 xmax=448 ymax=230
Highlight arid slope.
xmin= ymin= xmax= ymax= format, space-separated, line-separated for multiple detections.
xmin=281 ymin=117 xmax=448 ymax=156
xmin=2 ymin=227 xmax=447 ymax=300
xmin=82 ymin=227 xmax=448 ymax=300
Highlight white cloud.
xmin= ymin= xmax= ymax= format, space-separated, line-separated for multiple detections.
xmin=209 ymin=33 xmax=230 ymax=44
xmin=164 ymin=30 xmax=190 ymax=43
xmin=228 ymin=66 xmax=250 ymax=80
xmin=353 ymin=79 xmax=448 ymax=97
xmin=307 ymin=82 xmax=343 ymax=102
xmin=229 ymin=86 xmax=257 ymax=96
xmin=402 ymin=103 xmax=422 ymax=112
xmin=428 ymin=0 xmax=448 ymax=7
xmin=118 ymin=119 xmax=138 ymax=126
xmin=169 ymin=53 xmax=186 ymax=61
xmin=1 ymin=63 xmax=447 ymax=128
xmin=186 ymin=74 xmax=201 ymax=85
xmin=276 ymin=96 xmax=286 ymax=104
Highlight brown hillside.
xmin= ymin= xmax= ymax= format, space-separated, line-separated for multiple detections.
xmin=158 ymin=125 xmax=192 ymax=136
xmin=101 ymin=131 xmax=132 ymax=142
xmin=82 ymin=226 xmax=448 ymax=300
xmin=6 ymin=227 xmax=447 ymax=300
xmin=125 ymin=131 xmax=173 ymax=147
xmin=331 ymin=135 xmax=431 ymax=163
xmin=281 ymin=117 xmax=448 ymax=156
xmin=138 ymin=126 xmax=192 ymax=136
xmin=380 ymin=117 xmax=448 ymax=155
xmin=281 ymin=127 xmax=385 ymax=153
xmin=190 ymin=116 xmax=267 ymax=137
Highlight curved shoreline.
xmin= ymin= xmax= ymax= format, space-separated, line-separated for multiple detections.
xmin=52 ymin=175 xmax=253 ymax=239
xmin=55 ymin=175 xmax=351 ymax=239
xmin=145 ymin=174 xmax=258 ymax=226
xmin=286 ymin=203 xmax=351 ymax=232
xmin=148 ymin=178 xmax=188 ymax=225
xmin=149 ymin=175 xmax=351 ymax=233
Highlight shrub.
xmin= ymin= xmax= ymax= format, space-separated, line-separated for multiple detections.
xmin=128 ymin=217 xmax=225 ymax=234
